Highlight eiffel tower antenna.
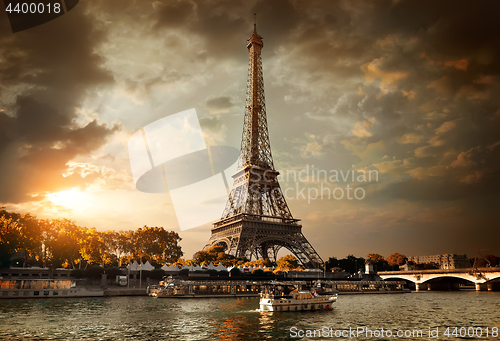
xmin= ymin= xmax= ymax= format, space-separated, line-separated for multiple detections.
xmin=203 ymin=21 xmax=324 ymax=269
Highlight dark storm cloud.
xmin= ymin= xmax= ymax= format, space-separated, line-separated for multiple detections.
xmin=199 ymin=116 xmax=225 ymax=138
xmin=206 ymin=96 xmax=233 ymax=110
xmin=0 ymin=3 xmax=118 ymax=203
xmin=1 ymin=0 xmax=499 ymax=256
xmin=155 ymin=0 xmax=249 ymax=59
xmin=137 ymin=0 xmax=500 ymax=256
xmin=237 ymin=0 xmax=499 ymax=255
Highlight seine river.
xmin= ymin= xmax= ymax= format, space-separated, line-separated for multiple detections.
xmin=0 ymin=292 xmax=499 ymax=340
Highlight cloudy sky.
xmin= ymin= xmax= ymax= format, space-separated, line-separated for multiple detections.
xmin=1 ymin=0 xmax=499 ymax=261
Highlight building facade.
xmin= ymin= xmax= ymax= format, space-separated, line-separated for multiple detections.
xmin=408 ymin=254 xmax=470 ymax=269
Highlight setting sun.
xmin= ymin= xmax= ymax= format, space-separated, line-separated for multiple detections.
xmin=46 ymin=189 xmax=91 ymax=210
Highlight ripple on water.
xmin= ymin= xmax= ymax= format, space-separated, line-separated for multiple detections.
xmin=0 ymin=293 xmax=499 ymax=340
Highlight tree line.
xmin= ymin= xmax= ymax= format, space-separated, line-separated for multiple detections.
xmin=325 ymin=253 xmax=409 ymax=273
xmin=0 ymin=208 xmax=183 ymax=268
xmin=327 ymin=252 xmax=498 ymax=273
xmin=0 ymin=207 xmax=301 ymax=271
xmin=2 ymin=208 xmax=497 ymax=272
xmin=177 ymin=245 xmax=299 ymax=271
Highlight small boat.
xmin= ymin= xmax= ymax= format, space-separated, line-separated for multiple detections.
xmin=259 ymin=281 xmax=337 ymax=312
xmin=151 ymin=278 xmax=176 ymax=298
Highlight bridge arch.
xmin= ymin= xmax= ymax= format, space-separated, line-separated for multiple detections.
xmin=382 ymin=276 xmax=417 ymax=283
xmin=419 ymin=274 xmax=479 ymax=284
xmin=379 ymin=273 xmax=485 ymax=284
xmin=379 ymin=268 xmax=500 ymax=291
xmin=485 ymin=274 xmax=500 ymax=283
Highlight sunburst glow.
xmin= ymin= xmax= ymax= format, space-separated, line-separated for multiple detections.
xmin=46 ymin=189 xmax=91 ymax=210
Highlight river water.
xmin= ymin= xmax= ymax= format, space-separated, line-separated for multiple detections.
xmin=0 ymin=291 xmax=499 ymax=340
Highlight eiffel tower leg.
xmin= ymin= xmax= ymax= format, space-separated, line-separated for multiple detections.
xmin=271 ymin=245 xmax=281 ymax=262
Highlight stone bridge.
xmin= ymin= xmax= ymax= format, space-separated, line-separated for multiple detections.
xmin=378 ymin=267 xmax=500 ymax=291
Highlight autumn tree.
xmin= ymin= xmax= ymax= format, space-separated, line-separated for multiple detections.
xmin=193 ymin=245 xmax=241 ymax=267
xmin=172 ymin=258 xmax=196 ymax=268
xmin=116 ymin=230 xmax=135 ymax=265
xmin=386 ymin=253 xmax=407 ymax=266
xmin=45 ymin=219 xmax=84 ymax=268
xmin=367 ymin=253 xmax=390 ymax=271
xmin=101 ymin=231 xmax=120 ymax=266
xmin=0 ymin=208 xmax=183 ymax=269
xmin=134 ymin=226 xmax=183 ymax=265
xmin=367 ymin=253 xmax=384 ymax=264
xmin=484 ymin=255 xmax=498 ymax=267
xmin=276 ymin=255 xmax=299 ymax=271
xmin=17 ymin=213 xmax=42 ymax=267
xmin=252 ymin=258 xmax=274 ymax=268
xmin=0 ymin=214 xmax=21 ymax=267
xmin=1 ymin=209 xmax=43 ymax=267
xmin=79 ymin=227 xmax=106 ymax=267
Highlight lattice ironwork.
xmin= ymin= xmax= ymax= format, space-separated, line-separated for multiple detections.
xmin=203 ymin=23 xmax=323 ymax=269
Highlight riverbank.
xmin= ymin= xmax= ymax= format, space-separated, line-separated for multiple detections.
xmin=104 ymin=287 xmax=148 ymax=296
xmin=0 ymin=278 xmax=409 ymax=299
xmin=1 ymin=286 xmax=411 ymax=299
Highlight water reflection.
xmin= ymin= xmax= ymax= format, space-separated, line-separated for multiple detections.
xmin=0 ymin=292 xmax=498 ymax=340
xmin=258 ymin=311 xmax=274 ymax=333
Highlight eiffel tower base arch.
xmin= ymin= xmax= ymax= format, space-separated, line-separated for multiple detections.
xmin=204 ymin=214 xmax=323 ymax=269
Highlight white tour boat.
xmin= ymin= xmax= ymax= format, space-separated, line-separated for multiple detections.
xmin=259 ymin=282 xmax=337 ymax=312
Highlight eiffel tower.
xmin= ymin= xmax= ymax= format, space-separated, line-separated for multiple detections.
xmin=203 ymin=21 xmax=324 ymax=269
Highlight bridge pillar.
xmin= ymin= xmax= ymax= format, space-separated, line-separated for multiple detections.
xmin=415 ymin=283 xmax=427 ymax=291
xmin=475 ymin=283 xmax=487 ymax=291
